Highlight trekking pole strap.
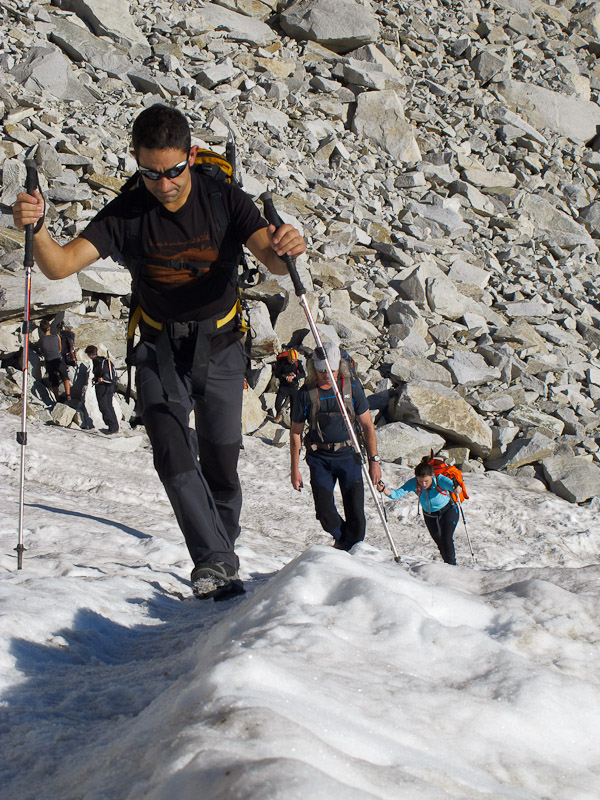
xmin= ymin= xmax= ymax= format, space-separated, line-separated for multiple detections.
xmin=261 ymin=192 xmax=306 ymax=297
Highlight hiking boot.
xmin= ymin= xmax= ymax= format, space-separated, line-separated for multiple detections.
xmin=191 ymin=561 xmax=244 ymax=600
xmin=273 ymin=413 xmax=282 ymax=424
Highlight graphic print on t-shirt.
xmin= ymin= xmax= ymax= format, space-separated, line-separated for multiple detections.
xmin=146 ymin=233 xmax=219 ymax=286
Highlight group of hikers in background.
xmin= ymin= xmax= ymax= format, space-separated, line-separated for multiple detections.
xmin=35 ymin=316 xmax=119 ymax=435
xmin=13 ymin=103 xmax=464 ymax=599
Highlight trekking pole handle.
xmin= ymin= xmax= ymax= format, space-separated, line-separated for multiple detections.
xmin=260 ymin=192 xmax=306 ymax=297
xmin=24 ymin=159 xmax=38 ymax=269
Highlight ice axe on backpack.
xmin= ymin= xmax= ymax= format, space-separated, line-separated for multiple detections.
xmin=261 ymin=192 xmax=401 ymax=563
xmin=15 ymin=157 xmax=39 ymax=569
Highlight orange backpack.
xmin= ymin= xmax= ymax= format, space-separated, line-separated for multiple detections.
xmin=427 ymin=456 xmax=469 ymax=503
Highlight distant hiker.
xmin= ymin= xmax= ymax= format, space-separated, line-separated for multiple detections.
xmin=290 ymin=341 xmax=382 ymax=551
xmin=59 ymin=323 xmax=77 ymax=368
xmin=13 ymin=102 xmax=306 ymax=599
xmin=37 ymin=318 xmax=71 ymax=402
xmin=378 ymin=457 xmax=460 ymax=565
xmin=85 ymin=345 xmax=119 ymax=434
xmin=273 ymin=348 xmax=305 ymax=423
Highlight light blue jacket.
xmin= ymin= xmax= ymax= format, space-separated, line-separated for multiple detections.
xmin=388 ymin=474 xmax=455 ymax=513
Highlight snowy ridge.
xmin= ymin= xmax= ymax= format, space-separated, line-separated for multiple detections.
xmin=1 ymin=409 xmax=600 ymax=799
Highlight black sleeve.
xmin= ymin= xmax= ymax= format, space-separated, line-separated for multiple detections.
xmin=351 ymin=378 xmax=369 ymax=416
xmin=227 ymin=183 xmax=268 ymax=245
xmin=291 ymin=387 xmax=309 ymax=425
xmin=80 ymin=191 xmax=138 ymax=260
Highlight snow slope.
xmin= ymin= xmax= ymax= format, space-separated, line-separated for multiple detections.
xmin=1 ymin=410 xmax=599 ymax=800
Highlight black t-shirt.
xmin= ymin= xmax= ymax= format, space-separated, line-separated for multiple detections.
xmin=293 ymin=375 xmax=369 ymax=444
xmin=81 ymin=172 xmax=267 ymax=326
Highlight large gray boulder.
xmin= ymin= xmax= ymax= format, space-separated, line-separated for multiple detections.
xmin=507 ymin=407 xmax=565 ymax=439
xmin=352 ymin=91 xmax=421 ymax=162
xmin=0 ymin=267 xmax=82 ymax=322
xmin=323 ymin=308 xmax=380 ymax=344
xmin=274 ymin=293 xmax=319 ymax=347
xmin=485 ymin=432 xmax=556 ymax=471
xmin=189 ymin=3 xmax=278 ymax=47
xmin=247 ymin=301 xmax=280 ymax=357
xmin=77 ymin=260 xmax=132 ymax=297
xmin=376 ymin=421 xmax=445 ymax=466
xmin=242 ymin=384 xmax=266 ymax=434
xmin=53 ymin=0 xmax=151 ymax=57
xmin=11 ymin=46 xmax=95 ymax=104
xmin=445 ymin=351 xmax=502 ymax=387
xmin=386 ymin=356 xmax=453 ymax=387
xmin=542 ymin=453 xmax=600 ymax=504
xmin=49 ymin=17 xmax=131 ymax=78
xmin=280 ymin=0 xmax=379 ymax=54
xmin=515 ymin=194 xmax=597 ymax=251
xmin=396 ymin=262 xmax=446 ymax=309
xmin=496 ymin=79 xmax=600 ymax=143
xmin=389 ymin=382 xmax=493 ymax=457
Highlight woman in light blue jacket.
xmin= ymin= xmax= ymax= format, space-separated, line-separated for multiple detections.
xmin=377 ymin=457 xmax=459 ymax=564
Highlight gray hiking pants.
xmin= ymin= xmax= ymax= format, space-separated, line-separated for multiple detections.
xmin=135 ymin=338 xmax=246 ymax=570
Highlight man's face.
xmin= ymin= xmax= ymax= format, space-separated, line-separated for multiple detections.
xmin=316 ymin=368 xmax=338 ymax=389
xmin=135 ymin=145 xmax=197 ymax=211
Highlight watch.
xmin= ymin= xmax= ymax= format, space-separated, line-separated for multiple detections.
xmin=369 ymin=455 xmax=380 ymax=463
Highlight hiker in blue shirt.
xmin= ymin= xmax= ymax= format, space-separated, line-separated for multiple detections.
xmin=290 ymin=342 xmax=381 ymax=551
xmin=378 ymin=457 xmax=459 ymax=564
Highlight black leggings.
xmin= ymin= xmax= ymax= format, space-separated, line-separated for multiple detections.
xmin=275 ymin=384 xmax=298 ymax=414
xmin=423 ymin=503 xmax=459 ymax=565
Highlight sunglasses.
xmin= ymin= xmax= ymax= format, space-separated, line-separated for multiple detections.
xmin=137 ymin=159 xmax=189 ymax=181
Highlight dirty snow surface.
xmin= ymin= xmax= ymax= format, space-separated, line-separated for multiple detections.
xmin=1 ymin=409 xmax=599 ymax=800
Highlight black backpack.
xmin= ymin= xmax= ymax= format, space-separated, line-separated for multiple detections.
xmin=95 ymin=356 xmax=116 ymax=385
xmin=60 ymin=329 xmax=77 ymax=367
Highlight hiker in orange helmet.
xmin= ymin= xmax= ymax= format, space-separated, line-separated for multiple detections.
xmin=273 ymin=348 xmax=305 ymax=424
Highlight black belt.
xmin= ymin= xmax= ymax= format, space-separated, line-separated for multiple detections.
xmin=156 ymin=316 xmax=236 ymax=403
xmin=423 ymin=502 xmax=454 ymax=517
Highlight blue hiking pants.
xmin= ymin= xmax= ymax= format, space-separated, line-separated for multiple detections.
xmin=306 ymin=449 xmax=365 ymax=550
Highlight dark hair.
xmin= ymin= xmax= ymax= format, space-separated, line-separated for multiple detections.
xmin=85 ymin=345 xmax=98 ymax=357
xmin=414 ymin=457 xmax=434 ymax=478
xmin=131 ymin=104 xmax=191 ymax=155
xmin=39 ymin=319 xmax=51 ymax=332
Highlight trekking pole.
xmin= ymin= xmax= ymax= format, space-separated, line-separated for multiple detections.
xmin=261 ymin=192 xmax=401 ymax=563
xmin=16 ymin=159 xmax=38 ymax=569
xmin=456 ymin=497 xmax=476 ymax=565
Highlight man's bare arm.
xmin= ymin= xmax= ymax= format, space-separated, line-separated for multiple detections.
xmin=357 ymin=410 xmax=382 ymax=486
xmin=13 ymin=190 xmax=100 ymax=279
xmin=290 ymin=421 xmax=304 ymax=491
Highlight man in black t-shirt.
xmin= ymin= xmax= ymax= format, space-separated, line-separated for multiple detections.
xmin=290 ymin=342 xmax=382 ymax=551
xmin=13 ymin=104 xmax=306 ymax=599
